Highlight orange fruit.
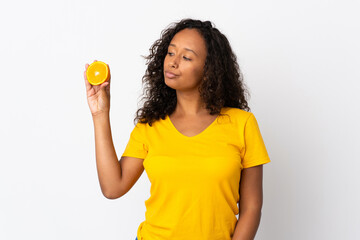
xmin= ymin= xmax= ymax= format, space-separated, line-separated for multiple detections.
xmin=86 ymin=61 xmax=110 ymax=86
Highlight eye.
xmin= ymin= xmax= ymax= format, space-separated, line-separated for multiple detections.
xmin=167 ymin=52 xmax=191 ymax=61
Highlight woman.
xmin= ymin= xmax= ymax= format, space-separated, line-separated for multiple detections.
xmin=84 ymin=18 xmax=271 ymax=240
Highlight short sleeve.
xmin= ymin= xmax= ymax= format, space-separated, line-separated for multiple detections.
xmin=121 ymin=122 xmax=148 ymax=159
xmin=241 ymin=113 xmax=271 ymax=168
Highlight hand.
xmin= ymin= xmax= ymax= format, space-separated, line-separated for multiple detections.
xmin=83 ymin=60 xmax=111 ymax=116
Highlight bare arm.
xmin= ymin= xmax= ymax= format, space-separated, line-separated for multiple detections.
xmin=84 ymin=61 xmax=144 ymax=199
xmin=92 ymin=112 xmax=121 ymax=198
xmin=92 ymin=112 xmax=144 ymax=199
xmin=232 ymin=165 xmax=264 ymax=240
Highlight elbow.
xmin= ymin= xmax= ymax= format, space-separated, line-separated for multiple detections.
xmin=239 ymin=197 xmax=263 ymax=213
xmin=102 ymin=187 xmax=123 ymax=200
xmin=239 ymin=203 xmax=263 ymax=215
xmin=103 ymin=191 xmax=122 ymax=200
xmin=103 ymin=192 xmax=117 ymax=199
xmin=239 ymin=207 xmax=262 ymax=218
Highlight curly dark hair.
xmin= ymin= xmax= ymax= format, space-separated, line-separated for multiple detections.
xmin=134 ymin=18 xmax=251 ymax=126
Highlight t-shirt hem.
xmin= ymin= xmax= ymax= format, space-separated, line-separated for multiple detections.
xmin=121 ymin=153 xmax=146 ymax=159
xmin=242 ymin=156 xmax=271 ymax=169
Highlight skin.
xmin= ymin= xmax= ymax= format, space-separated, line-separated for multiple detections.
xmin=163 ymin=28 xmax=220 ymax=137
xmin=233 ymin=165 xmax=264 ymax=240
xmin=84 ymin=28 xmax=264 ymax=240
xmin=164 ymin=28 xmax=208 ymax=117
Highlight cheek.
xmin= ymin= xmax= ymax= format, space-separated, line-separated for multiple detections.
xmin=187 ymin=65 xmax=204 ymax=81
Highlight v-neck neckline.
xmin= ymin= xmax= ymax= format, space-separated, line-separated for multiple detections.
xmin=166 ymin=108 xmax=223 ymax=139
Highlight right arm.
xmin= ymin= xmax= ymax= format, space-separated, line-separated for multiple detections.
xmin=84 ymin=60 xmax=144 ymax=199
xmin=92 ymin=112 xmax=144 ymax=199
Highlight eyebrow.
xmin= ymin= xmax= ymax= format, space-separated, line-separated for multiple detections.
xmin=169 ymin=43 xmax=198 ymax=56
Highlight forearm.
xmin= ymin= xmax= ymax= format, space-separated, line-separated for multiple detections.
xmin=92 ymin=112 xmax=122 ymax=198
xmin=232 ymin=209 xmax=262 ymax=240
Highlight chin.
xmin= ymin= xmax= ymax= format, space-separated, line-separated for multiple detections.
xmin=164 ymin=79 xmax=177 ymax=90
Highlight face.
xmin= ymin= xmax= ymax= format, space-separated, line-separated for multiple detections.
xmin=163 ymin=28 xmax=207 ymax=92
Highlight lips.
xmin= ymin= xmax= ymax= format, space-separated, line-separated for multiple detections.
xmin=165 ymin=71 xmax=179 ymax=78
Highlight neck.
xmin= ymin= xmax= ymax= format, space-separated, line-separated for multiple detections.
xmin=173 ymin=91 xmax=207 ymax=117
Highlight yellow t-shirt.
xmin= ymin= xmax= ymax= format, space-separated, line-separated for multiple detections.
xmin=122 ymin=107 xmax=271 ymax=240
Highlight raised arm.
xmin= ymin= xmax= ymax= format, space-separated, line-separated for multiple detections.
xmin=84 ymin=60 xmax=144 ymax=199
xmin=92 ymin=113 xmax=144 ymax=199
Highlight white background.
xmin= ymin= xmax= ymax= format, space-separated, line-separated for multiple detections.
xmin=1 ymin=0 xmax=359 ymax=239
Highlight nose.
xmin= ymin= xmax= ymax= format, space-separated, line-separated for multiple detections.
xmin=168 ymin=56 xmax=179 ymax=68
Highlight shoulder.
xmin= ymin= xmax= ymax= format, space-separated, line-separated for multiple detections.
xmin=221 ymin=107 xmax=253 ymax=121
xmin=133 ymin=116 xmax=165 ymax=133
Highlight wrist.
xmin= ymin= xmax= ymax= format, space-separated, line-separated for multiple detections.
xmin=92 ymin=111 xmax=110 ymax=121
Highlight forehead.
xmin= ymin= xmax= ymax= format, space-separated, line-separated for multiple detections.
xmin=169 ymin=28 xmax=206 ymax=55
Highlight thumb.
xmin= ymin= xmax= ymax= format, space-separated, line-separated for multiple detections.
xmin=99 ymin=82 xmax=109 ymax=93
xmin=100 ymin=82 xmax=109 ymax=89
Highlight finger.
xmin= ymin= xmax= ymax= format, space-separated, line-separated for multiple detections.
xmin=84 ymin=70 xmax=92 ymax=91
xmin=99 ymin=83 xmax=108 ymax=93
xmin=100 ymin=81 xmax=109 ymax=88
xmin=101 ymin=82 xmax=109 ymax=91
xmin=85 ymin=63 xmax=89 ymax=70
xmin=105 ymin=80 xmax=110 ymax=92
